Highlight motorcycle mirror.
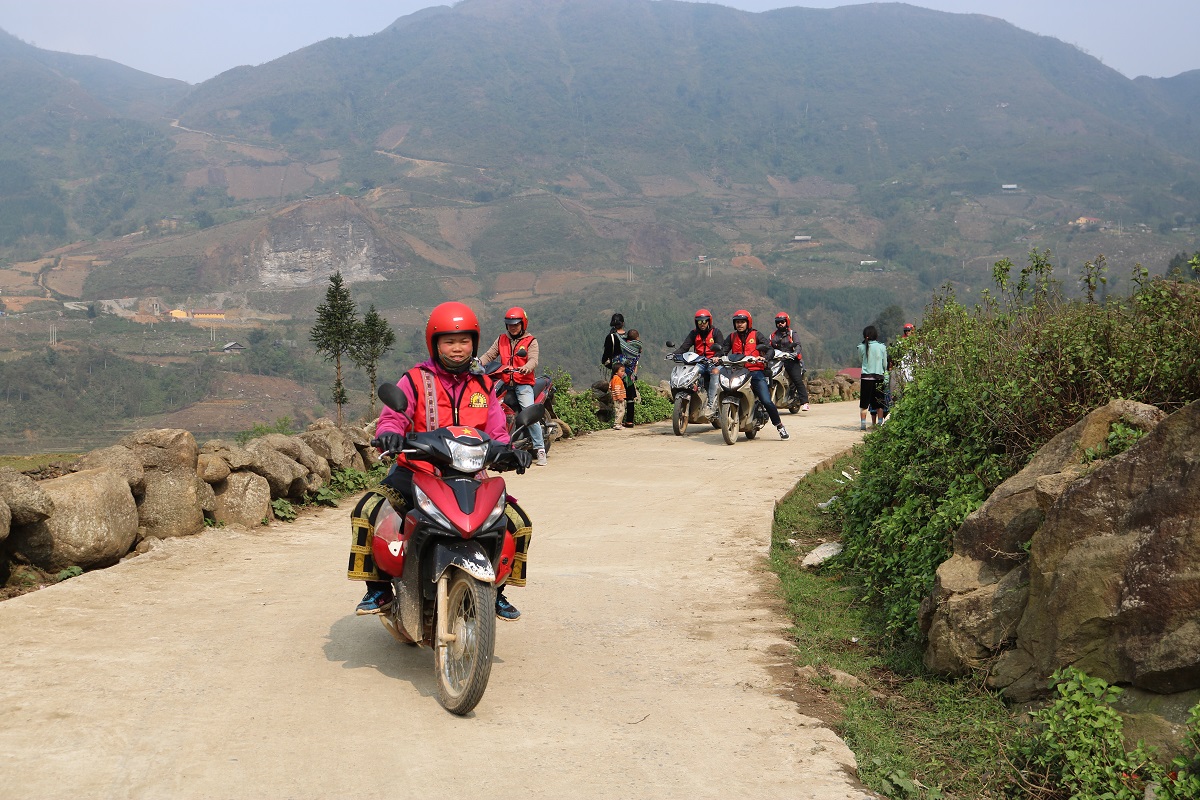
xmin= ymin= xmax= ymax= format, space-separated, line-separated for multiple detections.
xmin=665 ymin=341 xmax=676 ymax=348
xmin=378 ymin=382 xmax=408 ymax=413
xmin=513 ymin=402 xmax=545 ymax=429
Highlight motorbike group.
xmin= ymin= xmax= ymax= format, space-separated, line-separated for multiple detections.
xmin=346 ymin=304 xmax=808 ymax=716
xmin=666 ymin=309 xmax=809 ymax=445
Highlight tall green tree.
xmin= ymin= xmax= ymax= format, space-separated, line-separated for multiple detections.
xmin=309 ymin=272 xmax=358 ymax=425
xmin=350 ymin=304 xmax=396 ymax=420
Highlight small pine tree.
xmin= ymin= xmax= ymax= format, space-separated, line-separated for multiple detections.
xmin=350 ymin=304 xmax=397 ymax=420
xmin=309 ymin=272 xmax=358 ymax=425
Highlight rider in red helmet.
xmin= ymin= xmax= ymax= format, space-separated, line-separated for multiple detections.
xmin=719 ymin=310 xmax=789 ymax=439
xmin=768 ymin=311 xmax=810 ymax=412
xmin=672 ymin=308 xmax=724 ymax=416
xmin=480 ymin=306 xmax=547 ymax=466
xmin=353 ymin=301 xmax=531 ymax=620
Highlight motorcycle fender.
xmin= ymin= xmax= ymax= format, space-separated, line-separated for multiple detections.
xmin=370 ymin=499 xmax=410 ymax=577
xmin=497 ymin=529 xmax=516 ymax=585
xmin=432 ymin=540 xmax=496 ymax=584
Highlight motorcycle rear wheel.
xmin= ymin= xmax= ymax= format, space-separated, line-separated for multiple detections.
xmin=672 ymin=395 xmax=688 ymax=436
xmin=720 ymin=403 xmax=739 ymax=445
xmin=434 ymin=571 xmax=497 ymax=716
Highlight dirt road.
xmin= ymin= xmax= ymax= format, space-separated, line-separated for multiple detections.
xmin=0 ymin=403 xmax=875 ymax=799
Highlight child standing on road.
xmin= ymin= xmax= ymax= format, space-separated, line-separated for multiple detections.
xmin=610 ymin=363 xmax=628 ymax=429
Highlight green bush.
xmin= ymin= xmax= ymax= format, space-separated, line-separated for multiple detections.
xmin=1013 ymin=668 xmax=1164 ymax=799
xmin=633 ymin=379 xmax=673 ymax=424
xmin=236 ymin=416 xmax=297 ymax=445
xmin=838 ymin=253 xmax=1200 ymax=640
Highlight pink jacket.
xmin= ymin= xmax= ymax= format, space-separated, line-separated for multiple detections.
xmin=375 ymin=359 xmax=510 ymax=444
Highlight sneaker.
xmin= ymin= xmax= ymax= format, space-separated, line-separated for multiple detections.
xmin=536 ymin=449 xmax=547 ymax=466
xmin=496 ymin=591 xmax=521 ymax=621
xmin=356 ymin=585 xmax=393 ymax=615
xmin=612 ymin=424 xmax=624 ymax=430
xmin=801 ymin=403 xmax=810 ymax=412
xmin=860 ymin=421 xmax=868 ymax=431
xmin=777 ymin=424 xmax=789 ymax=440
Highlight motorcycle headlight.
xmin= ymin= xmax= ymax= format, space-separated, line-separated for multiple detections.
xmin=414 ymin=484 xmax=454 ymax=530
xmin=447 ymin=439 xmax=488 ymax=472
xmin=727 ymin=373 xmax=748 ymax=390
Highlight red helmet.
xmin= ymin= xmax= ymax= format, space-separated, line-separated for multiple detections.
xmin=425 ymin=301 xmax=479 ymax=360
xmin=694 ymin=308 xmax=712 ymax=328
xmin=732 ymin=309 xmax=752 ymax=327
xmin=774 ymin=312 xmax=791 ymax=327
xmin=504 ymin=306 xmax=528 ymax=334
xmin=902 ymin=322 xmax=915 ymax=335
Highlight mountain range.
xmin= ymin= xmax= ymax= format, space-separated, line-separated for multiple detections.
xmin=1 ymin=0 xmax=1199 ymax=372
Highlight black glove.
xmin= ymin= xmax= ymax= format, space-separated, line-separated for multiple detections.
xmin=373 ymin=432 xmax=403 ymax=455
xmin=493 ymin=447 xmax=532 ymax=474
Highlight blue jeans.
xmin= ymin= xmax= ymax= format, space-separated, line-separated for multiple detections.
xmin=515 ymin=383 xmax=545 ymax=451
xmin=699 ymin=363 xmax=720 ymax=407
xmin=749 ymin=372 xmax=782 ymax=426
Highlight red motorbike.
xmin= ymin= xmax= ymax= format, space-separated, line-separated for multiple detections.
xmin=369 ymin=382 xmax=540 ymax=715
xmin=484 ymin=360 xmax=558 ymax=451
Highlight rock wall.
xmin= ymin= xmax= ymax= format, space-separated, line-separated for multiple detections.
xmin=0 ymin=419 xmax=379 ymax=576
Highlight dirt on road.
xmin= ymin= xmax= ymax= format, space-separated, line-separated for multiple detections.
xmin=0 ymin=403 xmax=877 ymax=799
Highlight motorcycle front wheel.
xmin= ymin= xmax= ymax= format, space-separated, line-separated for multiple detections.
xmin=672 ymin=395 xmax=689 ymax=436
xmin=435 ymin=571 xmax=497 ymax=715
xmin=720 ymin=403 xmax=739 ymax=445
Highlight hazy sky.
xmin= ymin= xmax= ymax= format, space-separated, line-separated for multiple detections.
xmin=2 ymin=0 xmax=1196 ymax=84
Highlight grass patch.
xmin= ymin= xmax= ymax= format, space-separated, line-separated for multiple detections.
xmin=0 ymin=453 xmax=79 ymax=472
xmin=771 ymin=448 xmax=1023 ymax=798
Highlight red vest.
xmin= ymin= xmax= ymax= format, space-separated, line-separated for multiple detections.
xmin=691 ymin=328 xmax=718 ymax=358
xmin=498 ymin=334 xmax=536 ymax=385
xmin=405 ymin=366 xmax=492 ymax=432
xmin=730 ymin=330 xmax=764 ymax=371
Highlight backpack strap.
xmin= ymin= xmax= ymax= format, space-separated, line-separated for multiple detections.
xmin=419 ymin=369 xmax=439 ymax=431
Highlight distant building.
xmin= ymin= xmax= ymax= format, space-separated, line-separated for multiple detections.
xmin=793 ymin=235 xmax=812 ymax=242
xmin=1002 ymin=184 xmax=1019 ymax=191
xmin=192 ymin=309 xmax=225 ymax=320
xmin=169 ymin=309 xmax=189 ymax=320
xmin=221 ymin=342 xmax=245 ymax=353
xmin=1075 ymin=216 xmax=1102 ymax=226
xmin=860 ymin=260 xmax=878 ymax=266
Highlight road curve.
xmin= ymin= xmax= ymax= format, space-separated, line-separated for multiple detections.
xmin=0 ymin=402 xmax=876 ymax=799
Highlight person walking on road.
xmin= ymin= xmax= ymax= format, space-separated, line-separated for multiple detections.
xmin=857 ymin=325 xmax=888 ymax=431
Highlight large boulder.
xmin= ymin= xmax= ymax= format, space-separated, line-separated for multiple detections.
xmin=994 ymin=400 xmax=1200 ymax=700
xmin=75 ymin=445 xmax=145 ymax=495
xmin=120 ymin=428 xmax=199 ymax=472
xmin=298 ymin=427 xmax=366 ymax=472
xmin=953 ymin=399 xmax=1164 ymax=571
xmin=199 ymin=440 xmax=256 ymax=471
xmin=923 ymin=400 xmax=1169 ymax=677
xmin=0 ymin=467 xmax=54 ymax=525
xmin=212 ymin=472 xmax=272 ymax=528
xmin=8 ymin=469 xmax=138 ymax=571
xmin=120 ymin=428 xmax=206 ymax=539
xmin=0 ymin=498 xmax=9 ymax=544
xmin=196 ymin=453 xmax=231 ymax=484
xmin=243 ymin=439 xmax=309 ymax=499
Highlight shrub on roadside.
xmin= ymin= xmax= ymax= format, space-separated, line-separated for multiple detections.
xmin=839 ymin=253 xmax=1200 ymax=640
